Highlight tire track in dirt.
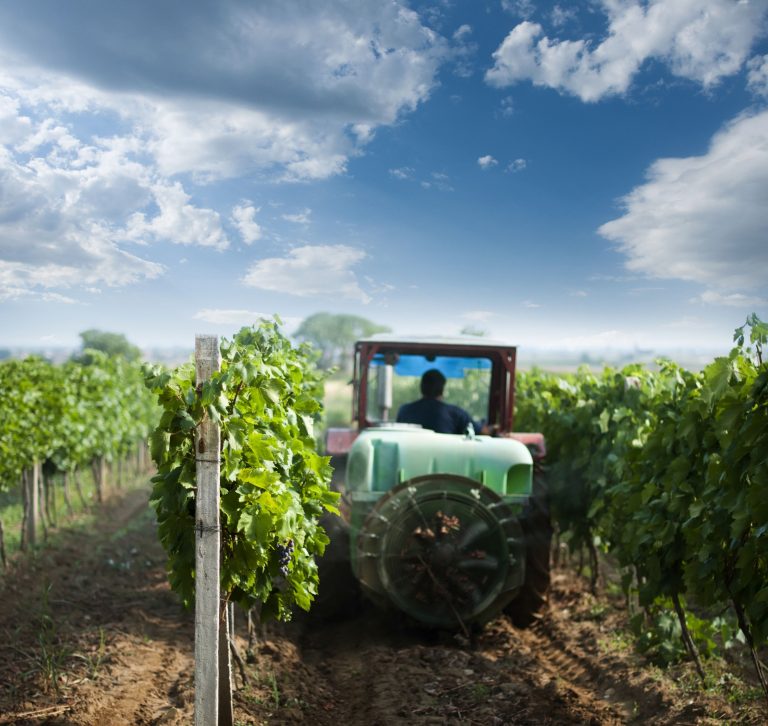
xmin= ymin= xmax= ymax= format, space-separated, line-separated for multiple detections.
xmin=292 ymin=607 xmax=624 ymax=726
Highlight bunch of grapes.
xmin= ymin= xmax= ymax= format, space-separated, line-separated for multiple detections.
xmin=275 ymin=539 xmax=294 ymax=577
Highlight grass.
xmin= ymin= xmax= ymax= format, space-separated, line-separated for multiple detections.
xmin=32 ymin=581 xmax=71 ymax=696
xmin=323 ymin=375 xmax=353 ymax=429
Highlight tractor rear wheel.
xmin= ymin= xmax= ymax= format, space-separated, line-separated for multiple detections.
xmin=505 ymin=472 xmax=552 ymax=627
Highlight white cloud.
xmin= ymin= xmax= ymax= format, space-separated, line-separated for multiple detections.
xmin=0 ymin=2 xmax=446 ymax=182
xmin=421 ymin=171 xmax=453 ymax=191
xmin=0 ymin=120 xmax=165 ymax=299
xmin=478 ymin=155 xmax=498 ymax=169
xmin=499 ymin=96 xmax=515 ymax=117
xmin=551 ymin=5 xmax=577 ymax=28
xmin=599 ymin=110 xmax=768 ymax=291
xmin=747 ymin=54 xmax=768 ymax=97
xmin=507 ymin=158 xmax=527 ymax=172
xmin=570 ymin=290 xmax=588 ymax=297
xmin=231 ymin=204 xmax=263 ymax=244
xmin=502 ymin=0 xmax=535 ymax=19
xmin=690 ymin=290 xmax=768 ymax=307
xmin=0 ymin=284 xmax=79 ymax=304
xmin=126 ymin=182 xmax=229 ymax=250
xmin=522 ymin=300 xmax=541 ymax=308
xmin=242 ymin=244 xmax=371 ymax=303
xmin=363 ymin=275 xmax=395 ymax=294
xmin=281 ymin=208 xmax=312 ymax=224
xmin=486 ymin=1 xmax=767 ymax=102
xmin=453 ymin=25 xmax=472 ymax=41
xmin=390 ymin=166 xmax=415 ymax=180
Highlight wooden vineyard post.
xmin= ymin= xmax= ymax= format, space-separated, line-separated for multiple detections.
xmin=194 ymin=335 xmax=224 ymax=726
xmin=25 ymin=461 xmax=40 ymax=548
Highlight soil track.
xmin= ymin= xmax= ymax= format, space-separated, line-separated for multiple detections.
xmin=0 ymin=485 xmax=763 ymax=725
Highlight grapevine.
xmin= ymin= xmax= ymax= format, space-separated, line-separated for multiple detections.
xmin=516 ymin=315 xmax=768 ymax=691
xmin=145 ymin=321 xmax=339 ymax=622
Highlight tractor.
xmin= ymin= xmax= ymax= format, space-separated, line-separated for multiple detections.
xmin=318 ymin=335 xmax=552 ymax=631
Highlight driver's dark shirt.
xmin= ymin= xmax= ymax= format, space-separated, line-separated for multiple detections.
xmin=396 ymin=398 xmax=478 ymax=435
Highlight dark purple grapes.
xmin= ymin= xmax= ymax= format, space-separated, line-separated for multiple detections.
xmin=275 ymin=539 xmax=294 ymax=577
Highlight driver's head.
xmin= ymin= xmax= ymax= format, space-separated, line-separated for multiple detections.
xmin=420 ymin=368 xmax=446 ymax=399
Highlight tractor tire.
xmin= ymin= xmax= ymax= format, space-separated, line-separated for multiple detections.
xmin=309 ymin=512 xmax=360 ymax=621
xmin=505 ymin=472 xmax=552 ymax=627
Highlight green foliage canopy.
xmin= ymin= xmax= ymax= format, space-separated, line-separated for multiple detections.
xmin=74 ymin=329 xmax=142 ymax=364
xmin=146 ymin=321 xmax=338 ymax=621
xmin=515 ymin=314 xmax=768 ymax=651
xmin=294 ymin=312 xmax=390 ymax=370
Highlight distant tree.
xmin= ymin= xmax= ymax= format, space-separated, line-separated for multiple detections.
xmin=73 ymin=329 xmax=142 ymax=364
xmin=460 ymin=325 xmax=487 ymax=337
xmin=295 ymin=313 xmax=390 ymax=370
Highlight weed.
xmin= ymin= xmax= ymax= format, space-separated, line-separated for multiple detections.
xmin=88 ymin=627 xmax=107 ymax=679
xmin=598 ymin=630 xmax=633 ymax=653
xmin=36 ymin=582 xmax=70 ymax=695
xmin=471 ymin=683 xmax=490 ymax=701
xmin=266 ymin=671 xmax=280 ymax=707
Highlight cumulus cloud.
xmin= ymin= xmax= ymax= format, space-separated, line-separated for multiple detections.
xmin=281 ymin=208 xmax=312 ymax=224
xmin=477 ymin=155 xmax=498 ymax=169
xmin=389 ymin=166 xmax=415 ymax=179
xmin=231 ymin=204 xmax=263 ymax=244
xmin=421 ymin=171 xmax=453 ymax=191
xmin=453 ymin=25 xmax=472 ymax=41
xmin=747 ymin=54 xmax=768 ymax=96
xmin=0 ymin=1 xmax=446 ymax=180
xmin=507 ymin=158 xmax=527 ymax=172
xmin=599 ymin=110 xmax=768 ymax=291
xmin=486 ymin=1 xmax=767 ymax=102
xmin=551 ymin=5 xmax=577 ymax=28
xmin=0 ymin=117 xmax=166 ymax=299
xmin=499 ymin=96 xmax=515 ymax=117
xmin=690 ymin=290 xmax=768 ymax=307
xmin=125 ymin=183 xmax=229 ymax=250
xmin=242 ymin=244 xmax=371 ymax=302
xmin=0 ymin=2 xmax=449 ymax=299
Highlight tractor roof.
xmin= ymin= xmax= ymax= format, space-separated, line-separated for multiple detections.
xmin=356 ymin=334 xmax=517 ymax=350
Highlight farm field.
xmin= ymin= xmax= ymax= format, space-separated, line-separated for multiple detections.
xmin=0 ymin=482 xmax=764 ymax=726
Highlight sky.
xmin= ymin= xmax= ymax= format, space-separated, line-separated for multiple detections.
xmin=1 ymin=0 xmax=767 ymax=356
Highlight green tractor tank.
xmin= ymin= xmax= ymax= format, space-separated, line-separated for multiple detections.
xmin=320 ymin=336 xmax=551 ymax=631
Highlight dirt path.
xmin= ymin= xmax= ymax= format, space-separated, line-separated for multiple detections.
xmin=0 ymin=486 xmax=195 ymax=725
xmin=0 ymin=486 xmax=764 ymax=725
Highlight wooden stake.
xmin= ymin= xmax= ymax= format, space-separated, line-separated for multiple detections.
xmin=218 ymin=603 xmax=234 ymax=725
xmin=0 ymin=518 xmax=7 ymax=569
xmin=20 ymin=472 xmax=28 ymax=551
xmin=25 ymin=461 xmax=40 ymax=547
xmin=36 ymin=461 xmax=48 ymax=541
xmin=62 ymin=471 xmax=74 ymax=517
xmin=195 ymin=335 xmax=221 ymax=726
xmin=92 ymin=458 xmax=103 ymax=504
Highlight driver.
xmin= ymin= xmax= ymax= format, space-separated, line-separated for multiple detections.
xmin=396 ymin=368 xmax=482 ymax=435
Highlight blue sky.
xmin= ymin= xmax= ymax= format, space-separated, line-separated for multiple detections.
xmin=1 ymin=0 xmax=767 ymax=354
